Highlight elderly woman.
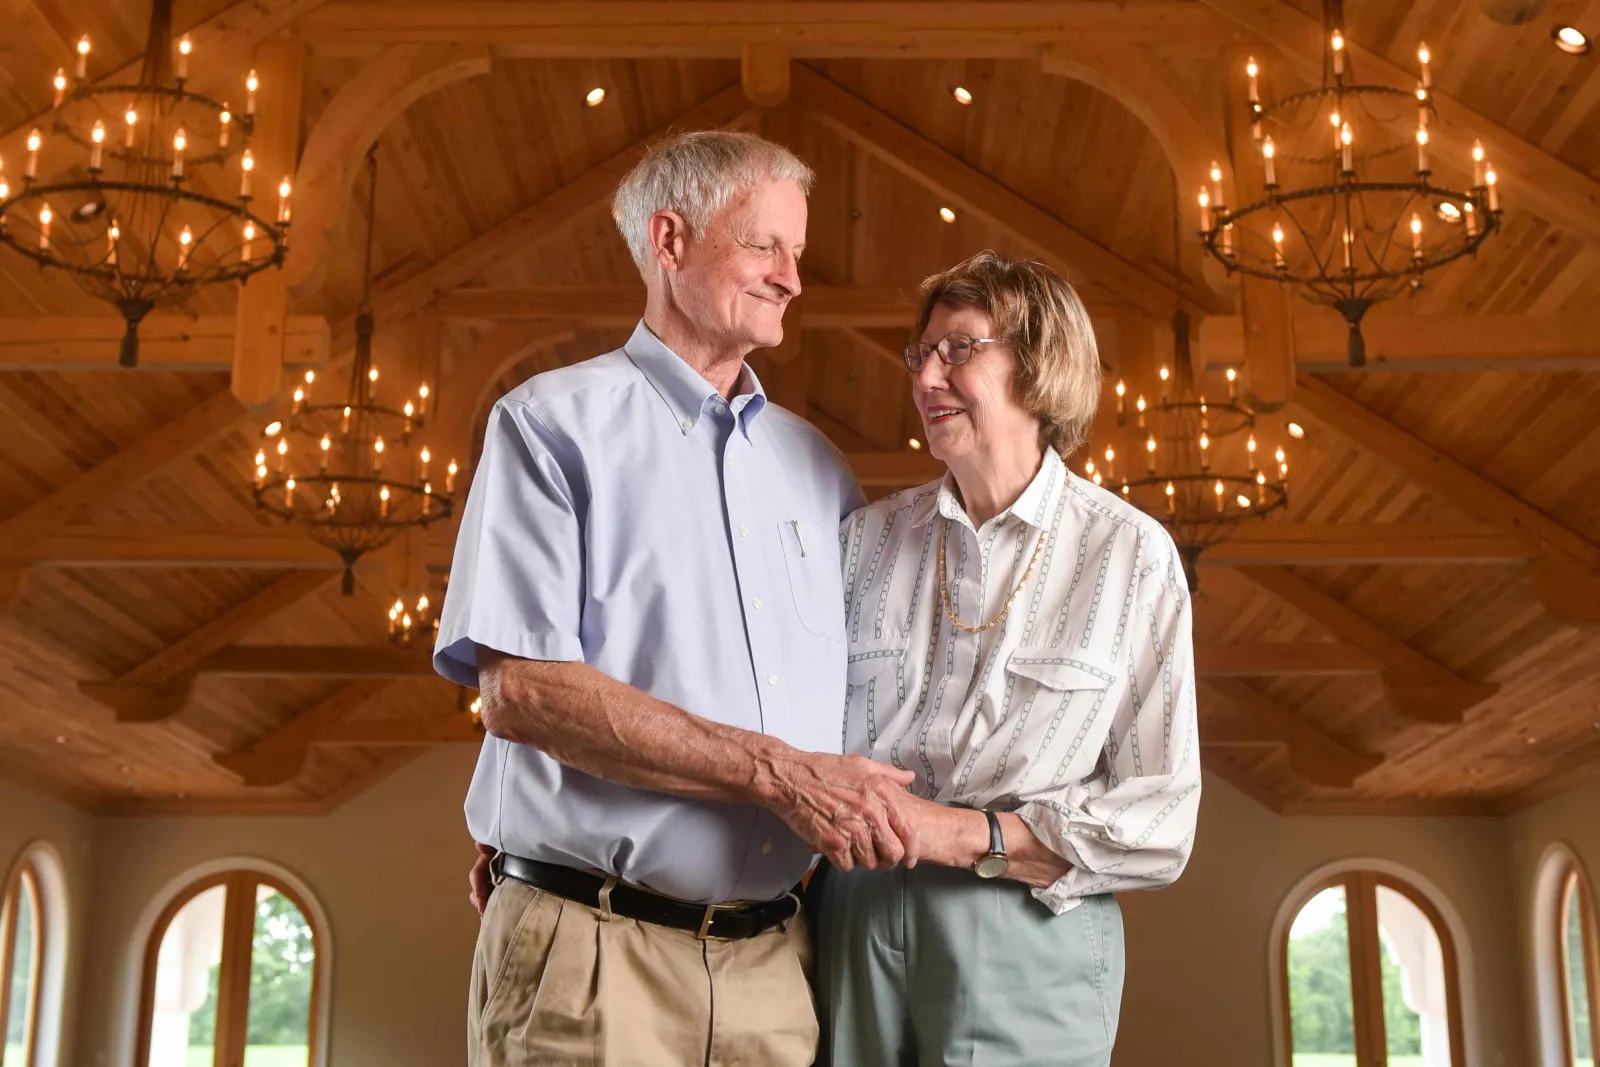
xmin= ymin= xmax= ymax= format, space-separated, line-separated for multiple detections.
xmin=812 ymin=251 xmax=1201 ymax=1067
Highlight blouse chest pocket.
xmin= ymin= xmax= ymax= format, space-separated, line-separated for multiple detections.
xmin=847 ymin=638 xmax=908 ymax=687
xmin=778 ymin=519 xmax=845 ymax=643
xmin=1004 ymin=650 xmax=1120 ymax=694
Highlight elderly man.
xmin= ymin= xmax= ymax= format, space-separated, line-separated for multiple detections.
xmin=434 ymin=130 xmax=918 ymax=1067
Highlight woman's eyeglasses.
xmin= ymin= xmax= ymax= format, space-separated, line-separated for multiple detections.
xmin=901 ymin=332 xmax=1006 ymax=373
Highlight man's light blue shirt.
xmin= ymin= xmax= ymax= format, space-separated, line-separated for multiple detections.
xmin=434 ymin=322 xmax=864 ymax=904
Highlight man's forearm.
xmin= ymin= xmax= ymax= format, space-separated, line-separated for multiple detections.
xmin=479 ymin=653 xmax=791 ymax=806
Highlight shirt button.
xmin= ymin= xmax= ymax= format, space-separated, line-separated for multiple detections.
xmin=715 ymin=403 xmax=728 ymax=415
xmin=739 ymin=526 xmax=749 ymax=538
xmin=681 ymin=418 xmax=693 ymax=430
xmin=761 ymin=840 xmax=773 ymax=855
xmin=766 ymin=674 xmax=778 ymax=686
xmin=752 ymin=598 xmax=763 ymax=611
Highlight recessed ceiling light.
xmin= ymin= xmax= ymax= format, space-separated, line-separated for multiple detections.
xmin=1435 ymin=200 xmax=1463 ymax=223
xmin=1285 ymin=421 xmax=1306 ymax=439
xmin=1236 ymin=494 xmax=1253 ymax=508
xmin=952 ymin=86 xmax=973 ymax=105
xmin=908 ymin=438 xmax=922 ymax=450
xmin=585 ymin=87 xmax=606 ymax=107
xmin=938 ymin=206 xmax=957 ymax=223
xmin=54 ymin=735 xmax=66 ymax=744
xmin=74 ymin=199 xmax=107 ymax=222
xmin=1553 ymin=25 xmax=1591 ymax=55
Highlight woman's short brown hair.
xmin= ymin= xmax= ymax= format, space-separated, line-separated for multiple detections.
xmin=912 ymin=250 xmax=1101 ymax=457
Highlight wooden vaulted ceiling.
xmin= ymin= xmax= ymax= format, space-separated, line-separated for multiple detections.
xmin=1 ymin=0 xmax=1600 ymax=816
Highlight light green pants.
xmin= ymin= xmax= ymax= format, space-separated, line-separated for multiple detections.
xmin=810 ymin=862 xmax=1125 ymax=1067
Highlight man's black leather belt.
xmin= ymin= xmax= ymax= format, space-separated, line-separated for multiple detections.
xmin=494 ymin=853 xmax=798 ymax=941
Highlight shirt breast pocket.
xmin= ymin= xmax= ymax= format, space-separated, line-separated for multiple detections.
xmin=993 ymin=650 xmax=1121 ymax=788
xmin=778 ymin=519 xmax=845 ymax=643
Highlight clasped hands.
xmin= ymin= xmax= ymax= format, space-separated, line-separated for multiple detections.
xmin=764 ymin=751 xmax=964 ymax=873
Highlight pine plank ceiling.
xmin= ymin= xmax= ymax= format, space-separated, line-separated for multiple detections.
xmin=1 ymin=0 xmax=1599 ymax=815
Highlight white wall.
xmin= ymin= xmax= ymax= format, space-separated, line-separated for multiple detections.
xmin=2 ymin=750 xmax=1561 ymax=1067
xmin=1508 ymin=773 xmax=1600 ymax=1067
xmin=0 ymin=777 xmax=95 ymax=1067
xmin=69 ymin=747 xmax=482 ymax=1067
xmin=1115 ymin=778 xmax=1525 ymax=1067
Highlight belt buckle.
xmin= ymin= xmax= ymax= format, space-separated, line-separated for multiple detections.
xmin=696 ymin=902 xmax=740 ymax=941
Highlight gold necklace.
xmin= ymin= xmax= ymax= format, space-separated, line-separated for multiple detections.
xmin=937 ymin=518 xmax=1048 ymax=635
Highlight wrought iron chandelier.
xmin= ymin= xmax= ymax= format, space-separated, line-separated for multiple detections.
xmin=1103 ymin=193 xmax=1290 ymax=591
xmin=387 ymin=569 xmax=446 ymax=649
xmin=252 ymin=148 xmax=454 ymax=594
xmin=1200 ymin=0 xmax=1502 ymax=367
xmin=0 ymin=0 xmax=289 ymax=366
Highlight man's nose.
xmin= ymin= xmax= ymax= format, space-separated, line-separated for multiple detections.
xmin=772 ymin=251 xmax=802 ymax=300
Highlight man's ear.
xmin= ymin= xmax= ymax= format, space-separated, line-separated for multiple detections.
xmin=647 ymin=210 xmax=689 ymax=274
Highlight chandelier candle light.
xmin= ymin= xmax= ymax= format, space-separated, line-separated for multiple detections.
xmin=0 ymin=0 xmax=289 ymax=366
xmin=252 ymin=149 xmax=453 ymax=593
xmin=1199 ymin=0 xmax=1501 ymax=367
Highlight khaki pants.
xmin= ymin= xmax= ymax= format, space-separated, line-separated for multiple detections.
xmin=469 ymin=878 xmax=819 ymax=1067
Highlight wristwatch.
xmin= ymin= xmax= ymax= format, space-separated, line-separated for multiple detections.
xmin=972 ymin=809 xmax=1009 ymax=879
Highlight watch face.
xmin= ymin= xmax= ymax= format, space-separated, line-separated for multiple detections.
xmin=974 ymin=854 xmax=1008 ymax=879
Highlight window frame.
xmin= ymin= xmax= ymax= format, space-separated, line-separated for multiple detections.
xmin=0 ymin=858 xmax=44 ymax=1067
xmin=1278 ymin=869 xmax=1466 ymax=1067
xmin=1556 ymin=867 xmax=1600 ymax=1067
xmin=134 ymin=870 xmax=323 ymax=1067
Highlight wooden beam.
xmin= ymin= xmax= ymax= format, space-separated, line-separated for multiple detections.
xmin=1290 ymin=373 xmax=1600 ymax=624
xmin=741 ymin=42 xmax=790 ymax=107
xmin=79 ymin=570 xmax=335 ymax=723
xmin=791 ymin=65 xmax=1231 ymax=319
xmin=371 ymin=84 xmax=755 ymax=315
xmin=1197 ymin=0 xmax=1600 ymax=245
xmin=1195 ymin=642 xmax=1378 ymax=677
xmin=197 ymin=645 xmax=434 ymax=679
xmin=435 ymin=284 xmax=924 ymax=327
xmin=318 ymin=714 xmax=482 ymax=745
xmin=0 ymin=316 xmax=329 ymax=371
xmin=847 ymin=451 xmax=944 ymax=489
xmin=1202 ymin=522 xmax=1531 ymax=566
xmin=214 ymin=679 xmax=399 ymax=787
xmin=1230 ymin=566 xmax=1498 ymax=725
xmin=1200 ymin=313 xmax=1600 ymax=373
xmin=232 ymin=39 xmax=307 ymax=408
xmin=1203 ymin=678 xmax=1382 ymax=788
xmin=1223 ymin=43 xmax=1293 ymax=408
xmin=17 ymin=525 xmax=445 ymax=569
xmin=283 ymin=43 xmax=494 ymax=298
xmin=435 ymin=319 xmax=578 ymax=480
xmin=298 ymin=2 xmax=1240 ymax=54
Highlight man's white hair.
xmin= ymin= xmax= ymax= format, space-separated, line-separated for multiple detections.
xmin=611 ymin=130 xmax=815 ymax=274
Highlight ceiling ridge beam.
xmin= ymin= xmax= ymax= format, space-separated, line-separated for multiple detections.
xmin=790 ymin=64 xmax=1232 ymax=320
xmin=78 ymin=570 xmax=335 ymax=723
xmin=1291 ymin=373 xmax=1600 ymax=625
xmin=1229 ymin=565 xmax=1498 ymax=725
xmin=1202 ymin=677 xmax=1383 ymax=788
xmin=1196 ymin=0 xmax=1600 ymax=245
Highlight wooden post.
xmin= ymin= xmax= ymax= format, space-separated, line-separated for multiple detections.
xmin=741 ymin=42 xmax=791 ymax=107
xmin=1224 ymin=45 xmax=1294 ymax=410
xmin=233 ymin=39 xmax=307 ymax=409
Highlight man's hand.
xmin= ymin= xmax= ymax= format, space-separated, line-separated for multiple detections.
xmin=760 ymin=752 xmax=921 ymax=872
xmin=469 ymin=842 xmax=496 ymax=915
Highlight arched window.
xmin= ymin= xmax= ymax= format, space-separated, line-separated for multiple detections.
xmin=136 ymin=870 xmax=324 ymax=1067
xmin=1558 ymin=864 xmax=1598 ymax=1067
xmin=2 ymin=856 xmax=43 ymax=1067
xmin=1279 ymin=870 xmax=1465 ymax=1067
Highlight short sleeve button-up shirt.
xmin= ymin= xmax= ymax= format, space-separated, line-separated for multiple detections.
xmin=435 ymin=322 xmax=864 ymax=904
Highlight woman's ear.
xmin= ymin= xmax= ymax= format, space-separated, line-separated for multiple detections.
xmin=648 ymin=210 xmax=689 ymax=274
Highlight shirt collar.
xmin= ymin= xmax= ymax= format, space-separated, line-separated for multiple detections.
xmin=622 ymin=321 xmax=767 ymax=436
xmin=910 ymin=446 xmax=1066 ymax=532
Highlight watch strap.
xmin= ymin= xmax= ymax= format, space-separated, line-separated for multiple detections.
xmin=983 ymin=808 xmax=1006 ymax=857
